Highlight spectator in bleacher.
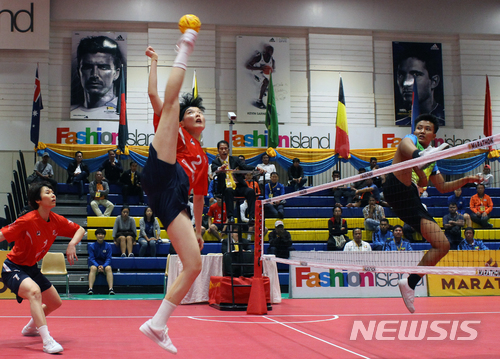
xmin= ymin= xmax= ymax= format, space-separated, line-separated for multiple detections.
xmin=265 ymin=172 xmax=285 ymax=219
xmin=477 ymin=164 xmax=494 ymax=188
xmin=138 ymin=207 xmax=160 ymax=257
xmin=257 ymin=153 xmax=276 ymax=190
xmin=350 ymin=168 xmax=367 ymax=204
xmin=362 ymin=196 xmax=385 ymax=232
xmin=268 ymin=220 xmax=294 ymax=259
xmin=288 ymin=158 xmax=307 ymax=191
xmin=443 ymin=202 xmax=464 ymax=250
xmin=32 ymin=152 xmax=58 ymax=195
xmin=66 ymin=150 xmax=90 ymax=200
xmin=327 ymin=205 xmax=348 ymax=251
xmin=372 ymin=218 xmax=393 ymax=251
xmin=112 ymin=205 xmax=137 ymax=257
xmin=207 ymin=177 xmax=217 ymax=206
xmin=458 ymin=227 xmax=489 ymax=250
xmin=207 ymin=195 xmax=227 ymax=243
xmin=120 ymin=161 xmax=145 ymax=205
xmin=211 ymin=140 xmax=264 ymax=223
xmin=99 ymin=149 xmax=123 ymax=185
xmin=331 ymin=170 xmax=354 ymax=207
xmin=384 ymin=225 xmax=413 ymax=251
xmin=364 ymin=157 xmax=383 ymax=189
xmin=89 ymin=171 xmax=115 ymax=217
xmin=447 ymin=187 xmax=472 ymax=227
xmin=348 ymin=177 xmax=380 ymax=208
xmin=469 ymin=183 xmax=494 ymax=229
xmin=245 ymin=172 xmax=261 ymax=197
xmin=87 ymin=228 xmax=114 ymax=295
xmin=343 ymin=228 xmax=372 ymax=251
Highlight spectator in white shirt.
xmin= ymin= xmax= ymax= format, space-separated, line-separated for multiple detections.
xmin=344 ymin=228 xmax=372 ymax=252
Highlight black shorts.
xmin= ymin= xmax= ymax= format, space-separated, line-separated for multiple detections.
xmin=1 ymin=259 xmax=52 ymax=303
xmin=383 ymin=173 xmax=436 ymax=234
xmin=142 ymin=144 xmax=190 ymax=230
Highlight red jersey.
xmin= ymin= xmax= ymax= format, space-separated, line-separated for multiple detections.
xmin=207 ymin=202 xmax=226 ymax=224
xmin=153 ymin=112 xmax=161 ymax=133
xmin=2 ymin=210 xmax=81 ymax=266
xmin=177 ymin=126 xmax=208 ymax=196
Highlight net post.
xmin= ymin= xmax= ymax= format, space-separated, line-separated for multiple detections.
xmin=247 ymin=199 xmax=267 ymax=315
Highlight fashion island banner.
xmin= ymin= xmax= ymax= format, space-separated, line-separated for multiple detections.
xmin=49 ymin=122 xmax=487 ymax=150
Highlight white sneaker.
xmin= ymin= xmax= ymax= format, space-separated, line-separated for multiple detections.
xmin=140 ymin=319 xmax=177 ymax=354
xmin=21 ymin=324 xmax=39 ymax=337
xmin=398 ymin=278 xmax=415 ymax=313
xmin=43 ymin=338 xmax=63 ymax=354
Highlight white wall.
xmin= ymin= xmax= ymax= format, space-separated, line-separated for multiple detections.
xmin=2 ymin=0 xmax=500 ymax=212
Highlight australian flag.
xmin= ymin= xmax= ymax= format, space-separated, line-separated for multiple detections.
xmin=30 ymin=64 xmax=43 ymax=147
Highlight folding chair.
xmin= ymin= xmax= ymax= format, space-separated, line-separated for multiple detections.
xmin=41 ymin=252 xmax=70 ymax=297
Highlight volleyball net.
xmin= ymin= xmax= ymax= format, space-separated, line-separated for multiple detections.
xmin=253 ymin=133 xmax=500 ymax=278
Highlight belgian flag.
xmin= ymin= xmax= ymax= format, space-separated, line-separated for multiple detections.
xmin=335 ymin=77 xmax=350 ymax=159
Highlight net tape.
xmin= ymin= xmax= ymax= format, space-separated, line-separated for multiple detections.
xmin=264 ymin=252 xmax=500 ymax=277
xmin=261 ymin=134 xmax=500 ymax=205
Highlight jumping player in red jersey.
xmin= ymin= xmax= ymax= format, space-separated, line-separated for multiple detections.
xmin=140 ymin=28 xmax=208 ymax=354
xmin=0 ymin=182 xmax=85 ymax=354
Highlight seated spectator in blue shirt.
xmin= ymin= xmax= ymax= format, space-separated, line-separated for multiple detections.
xmin=384 ymin=225 xmax=413 ymax=251
xmin=207 ymin=178 xmax=217 ymax=206
xmin=348 ymin=177 xmax=380 ymax=208
xmin=372 ymin=218 xmax=393 ymax=251
xmin=447 ymin=187 xmax=471 ymax=227
xmin=265 ymin=172 xmax=285 ymax=219
xmin=443 ymin=202 xmax=464 ymax=250
xmin=87 ymin=228 xmax=114 ymax=295
xmin=458 ymin=227 xmax=489 ymax=250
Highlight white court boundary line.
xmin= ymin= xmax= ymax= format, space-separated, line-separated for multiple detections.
xmin=187 ymin=314 xmax=339 ymax=324
xmin=264 ymin=316 xmax=371 ymax=359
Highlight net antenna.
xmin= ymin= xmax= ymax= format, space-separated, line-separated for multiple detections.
xmin=254 ymin=133 xmax=500 ymax=277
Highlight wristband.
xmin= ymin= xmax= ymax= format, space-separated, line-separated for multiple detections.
xmin=412 ymin=150 xmax=420 ymax=159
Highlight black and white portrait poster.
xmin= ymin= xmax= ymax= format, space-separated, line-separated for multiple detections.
xmin=71 ymin=32 xmax=127 ymax=120
xmin=236 ymin=36 xmax=291 ymax=123
xmin=393 ymin=41 xmax=445 ymax=127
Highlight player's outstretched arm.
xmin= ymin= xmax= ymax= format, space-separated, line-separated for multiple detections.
xmin=66 ymin=226 xmax=86 ymax=265
xmin=430 ymin=173 xmax=481 ymax=193
xmin=146 ymin=46 xmax=163 ymax=115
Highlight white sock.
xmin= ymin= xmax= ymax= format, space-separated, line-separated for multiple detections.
xmin=38 ymin=325 xmax=51 ymax=344
xmin=173 ymin=29 xmax=198 ymax=70
xmin=151 ymin=299 xmax=177 ymax=329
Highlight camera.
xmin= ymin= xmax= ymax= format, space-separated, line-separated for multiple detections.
xmin=228 ymin=112 xmax=236 ymax=121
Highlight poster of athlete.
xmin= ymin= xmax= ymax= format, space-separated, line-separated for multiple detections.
xmin=70 ymin=32 xmax=127 ymax=120
xmin=236 ymin=36 xmax=291 ymax=123
xmin=393 ymin=41 xmax=445 ymax=127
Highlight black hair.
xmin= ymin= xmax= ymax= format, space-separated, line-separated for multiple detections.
xmin=353 ymin=227 xmax=363 ymax=234
xmin=121 ymin=205 xmax=130 ymax=214
xmin=179 ymin=93 xmax=205 ymax=122
xmin=28 ymin=181 xmax=54 ymax=210
xmin=380 ymin=218 xmax=389 ymax=224
xmin=262 ymin=153 xmax=270 ymax=159
xmin=476 ymin=183 xmax=485 ymax=189
xmin=393 ymin=224 xmax=403 ymax=231
xmin=333 ymin=206 xmax=342 ymax=214
xmin=292 ymin=158 xmax=300 ymax=163
xmin=75 ymin=151 xmax=83 ymax=157
xmin=238 ymin=155 xmax=245 ymax=160
xmin=130 ymin=161 xmax=137 ymax=167
xmin=448 ymin=202 xmax=457 ymax=207
xmin=143 ymin=207 xmax=155 ymax=223
xmin=395 ymin=43 xmax=441 ymax=78
xmin=464 ymin=227 xmax=475 ymax=234
xmin=77 ymin=36 xmax=123 ymax=70
xmin=414 ymin=113 xmax=440 ymax=133
xmin=217 ymin=140 xmax=229 ymax=150
xmin=270 ymin=171 xmax=279 ymax=177
xmin=332 ymin=170 xmax=340 ymax=176
xmin=358 ymin=168 xmax=366 ymax=173
xmin=95 ymin=228 xmax=106 ymax=236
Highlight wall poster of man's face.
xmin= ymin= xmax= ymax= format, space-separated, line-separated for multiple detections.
xmin=393 ymin=41 xmax=444 ymax=127
xmin=70 ymin=32 xmax=127 ymax=120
